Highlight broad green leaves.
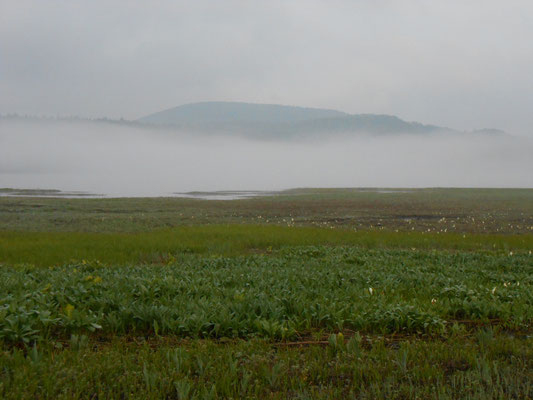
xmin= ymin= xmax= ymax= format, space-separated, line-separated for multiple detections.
xmin=0 ymin=247 xmax=531 ymax=345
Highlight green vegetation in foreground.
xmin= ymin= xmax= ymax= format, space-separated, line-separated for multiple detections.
xmin=1 ymin=189 xmax=532 ymax=398
xmin=2 ymin=334 xmax=531 ymax=399
xmin=1 ymin=188 xmax=532 ymax=234
xmin=1 ymin=225 xmax=532 ymax=267
xmin=1 ymin=247 xmax=532 ymax=344
xmin=0 ymin=246 xmax=532 ymax=398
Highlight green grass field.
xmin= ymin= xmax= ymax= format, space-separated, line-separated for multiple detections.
xmin=1 ymin=188 xmax=532 ymax=234
xmin=0 ymin=188 xmax=532 ymax=398
xmin=1 ymin=225 xmax=532 ymax=267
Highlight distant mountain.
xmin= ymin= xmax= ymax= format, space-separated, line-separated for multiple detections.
xmin=1 ymin=102 xmax=507 ymax=139
xmin=138 ymin=101 xmax=347 ymax=125
xmin=137 ymin=101 xmax=458 ymax=138
xmin=281 ymin=114 xmax=447 ymax=135
xmin=470 ymin=128 xmax=506 ymax=136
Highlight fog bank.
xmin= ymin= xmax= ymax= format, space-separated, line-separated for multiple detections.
xmin=1 ymin=121 xmax=532 ymax=196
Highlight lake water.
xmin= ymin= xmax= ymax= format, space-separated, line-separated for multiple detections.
xmin=0 ymin=188 xmax=277 ymax=200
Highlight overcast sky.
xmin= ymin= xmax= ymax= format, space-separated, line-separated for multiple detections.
xmin=1 ymin=1 xmax=532 ymax=136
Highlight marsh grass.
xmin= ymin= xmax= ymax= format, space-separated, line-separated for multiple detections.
xmin=1 ymin=334 xmax=531 ymax=399
xmin=1 ymin=189 xmax=532 ymax=398
xmin=1 ymin=188 xmax=532 ymax=234
xmin=1 ymin=225 xmax=531 ymax=267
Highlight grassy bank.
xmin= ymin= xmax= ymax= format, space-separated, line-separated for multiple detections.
xmin=2 ymin=334 xmax=531 ymax=399
xmin=1 ymin=225 xmax=532 ymax=267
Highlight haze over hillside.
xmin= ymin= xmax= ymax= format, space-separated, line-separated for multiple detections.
xmin=2 ymin=110 xmax=530 ymax=195
xmin=137 ymin=102 xmax=504 ymax=138
xmin=138 ymin=102 xmax=348 ymax=125
xmin=2 ymin=101 xmax=506 ymax=140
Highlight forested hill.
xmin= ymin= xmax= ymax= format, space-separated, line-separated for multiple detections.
xmin=1 ymin=102 xmax=506 ymax=138
xmin=138 ymin=101 xmax=348 ymax=125
xmin=137 ymin=101 xmax=503 ymax=137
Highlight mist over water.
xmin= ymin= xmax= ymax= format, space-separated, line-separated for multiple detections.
xmin=1 ymin=120 xmax=532 ymax=196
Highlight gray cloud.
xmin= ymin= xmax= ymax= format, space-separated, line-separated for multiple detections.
xmin=1 ymin=1 xmax=532 ymax=136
